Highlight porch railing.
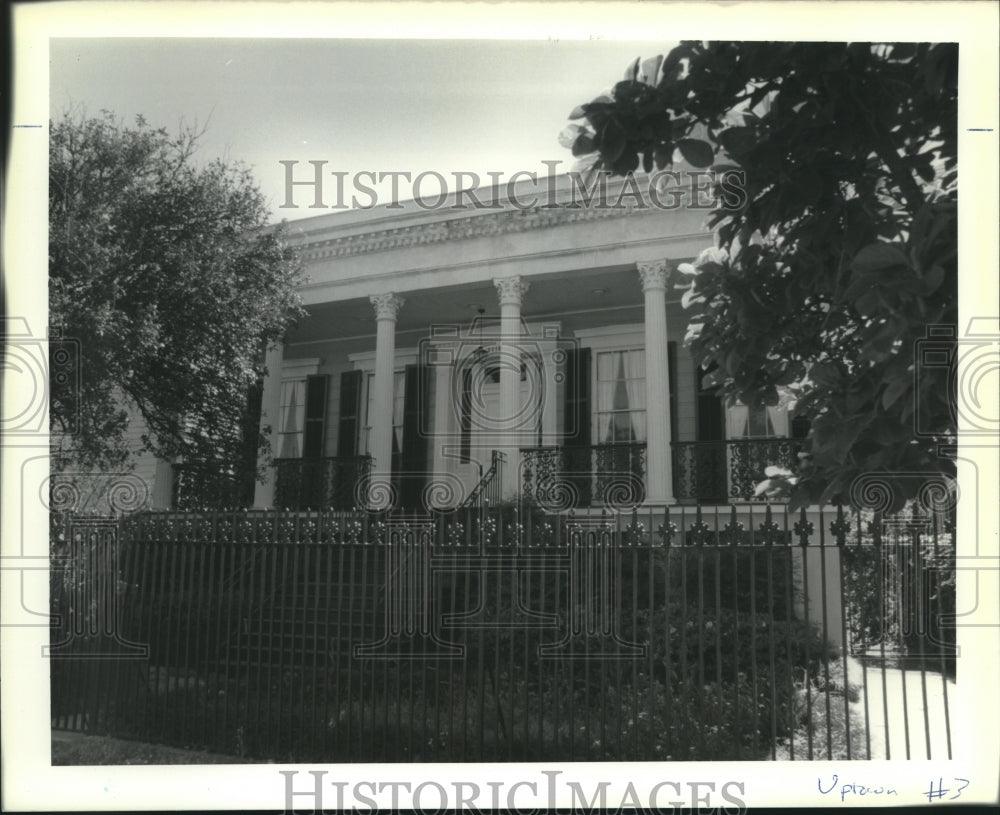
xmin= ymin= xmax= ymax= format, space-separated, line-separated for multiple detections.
xmin=273 ymin=455 xmax=372 ymax=510
xmin=672 ymin=439 xmax=806 ymax=502
xmin=521 ymin=439 xmax=806 ymax=506
xmin=520 ymin=443 xmax=646 ymax=509
xmin=462 ymin=449 xmax=504 ymax=510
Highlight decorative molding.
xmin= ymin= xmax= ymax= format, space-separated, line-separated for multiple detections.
xmin=349 ymin=348 xmax=419 ymax=371
xmin=370 ymin=292 xmax=405 ymax=321
xmin=295 ymin=205 xmax=633 ymax=263
xmin=493 ymin=276 xmax=530 ymax=307
xmin=637 ymin=259 xmax=671 ymax=292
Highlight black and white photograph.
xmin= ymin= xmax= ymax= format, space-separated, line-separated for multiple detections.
xmin=3 ymin=1 xmax=999 ymax=810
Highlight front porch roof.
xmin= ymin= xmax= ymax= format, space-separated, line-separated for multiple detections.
xmin=287 ymin=264 xmax=691 ymax=347
xmin=281 ymin=172 xmax=714 ymax=307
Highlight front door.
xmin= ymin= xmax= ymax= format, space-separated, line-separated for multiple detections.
xmin=461 ymin=351 xmax=541 ymax=501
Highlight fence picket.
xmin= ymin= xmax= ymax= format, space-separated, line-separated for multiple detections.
xmin=49 ymin=503 xmax=956 ymax=763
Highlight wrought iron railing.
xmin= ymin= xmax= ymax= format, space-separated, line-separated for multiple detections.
xmin=461 ymin=449 xmax=504 ymax=509
xmin=520 ymin=443 xmax=646 ymax=509
xmin=671 ymin=439 xmax=806 ymax=502
xmin=172 ymin=462 xmax=254 ymax=509
xmin=273 ymin=455 xmax=372 ymax=510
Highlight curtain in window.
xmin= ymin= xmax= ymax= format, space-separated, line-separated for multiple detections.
xmin=766 ymin=406 xmax=788 ymax=437
xmin=278 ymin=380 xmax=306 ymax=458
xmin=726 ymin=404 xmax=789 ymax=438
xmin=623 ymin=349 xmax=646 ymax=441
xmin=726 ymin=404 xmax=749 ymax=439
xmin=596 ymin=352 xmax=615 ymax=443
xmin=392 ymin=371 xmax=406 ymax=453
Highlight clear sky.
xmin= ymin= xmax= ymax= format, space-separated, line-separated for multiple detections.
xmin=50 ymin=38 xmax=673 ymax=221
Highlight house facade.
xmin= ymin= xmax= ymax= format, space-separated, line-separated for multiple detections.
xmin=250 ymin=173 xmax=806 ymax=513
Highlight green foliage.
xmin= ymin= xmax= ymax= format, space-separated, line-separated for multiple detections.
xmin=566 ymin=43 xmax=958 ymax=508
xmin=49 ymin=110 xmax=305 ymax=474
xmin=840 ymin=508 xmax=956 ymax=670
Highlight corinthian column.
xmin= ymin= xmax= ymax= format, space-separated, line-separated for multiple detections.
xmin=369 ymin=292 xmax=404 ymax=509
xmin=493 ymin=276 xmax=530 ymax=499
xmin=638 ymin=260 xmax=674 ymax=504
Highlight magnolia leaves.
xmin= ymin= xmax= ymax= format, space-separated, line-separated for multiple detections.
xmin=563 ymin=41 xmax=958 ymax=509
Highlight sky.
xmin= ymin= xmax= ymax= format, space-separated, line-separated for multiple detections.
xmin=50 ymin=38 xmax=674 ymax=221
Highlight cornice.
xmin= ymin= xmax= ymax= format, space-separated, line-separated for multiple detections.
xmin=292 ymin=204 xmax=634 ymax=263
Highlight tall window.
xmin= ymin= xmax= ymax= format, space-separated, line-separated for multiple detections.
xmin=595 ymin=349 xmax=646 ymax=444
xmin=726 ymin=402 xmax=787 ymax=439
xmin=277 ymin=380 xmax=306 ymax=458
xmin=361 ymin=371 xmax=406 ymax=457
xmin=278 ymin=376 xmax=327 ymax=458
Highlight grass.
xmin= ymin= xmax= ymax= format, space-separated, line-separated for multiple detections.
xmin=51 ymin=732 xmax=244 ymax=765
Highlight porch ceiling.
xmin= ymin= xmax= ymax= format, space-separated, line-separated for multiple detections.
xmin=287 ymin=263 xmax=691 ymax=344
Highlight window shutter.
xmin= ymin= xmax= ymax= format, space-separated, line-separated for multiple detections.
xmin=694 ymin=362 xmax=726 ymax=503
xmin=459 ymin=365 xmax=472 ymax=464
xmin=791 ymin=414 xmax=811 ymax=439
xmin=563 ymin=346 xmax=591 ymax=446
xmin=337 ymin=370 xmax=362 ymax=457
xmin=667 ymin=341 xmax=678 ymax=443
xmin=302 ymin=375 xmax=328 ymax=459
xmin=695 ymin=363 xmax=725 ymax=442
xmin=562 ymin=346 xmax=591 ymax=506
xmin=400 ymin=364 xmax=430 ymax=508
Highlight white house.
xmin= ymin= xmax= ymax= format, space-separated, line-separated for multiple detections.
xmin=250 ymin=171 xmax=807 ymax=513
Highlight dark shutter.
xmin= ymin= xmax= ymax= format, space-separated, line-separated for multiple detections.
xmin=562 ymin=346 xmax=591 ymax=506
xmin=459 ymin=366 xmax=472 ymax=464
xmin=302 ymin=375 xmax=328 ymax=459
xmin=791 ymin=414 xmax=811 ymax=439
xmin=695 ymin=363 xmax=725 ymax=442
xmin=336 ymin=370 xmax=362 ymax=457
xmin=400 ymin=364 xmax=430 ymax=509
xmin=563 ymin=346 xmax=591 ymax=446
xmin=694 ymin=362 xmax=727 ymax=502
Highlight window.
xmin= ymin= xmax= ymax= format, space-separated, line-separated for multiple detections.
xmin=595 ymin=349 xmax=646 ymax=444
xmin=277 ymin=380 xmax=306 ymax=458
xmin=726 ymin=402 xmax=788 ymax=439
xmin=277 ymin=376 xmax=328 ymax=458
xmin=361 ymin=371 xmax=406 ymax=456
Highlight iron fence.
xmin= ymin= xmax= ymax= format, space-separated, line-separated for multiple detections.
xmin=50 ymin=502 xmax=955 ymax=763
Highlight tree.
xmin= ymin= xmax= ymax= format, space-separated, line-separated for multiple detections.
xmin=564 ymin=42 xmax=957 ymax=509
xmin=49 ymin=110 xmax=305 ymax=476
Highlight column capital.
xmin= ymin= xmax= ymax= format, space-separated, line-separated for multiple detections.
xmin=370 ymin=292 xmax=405 ymax=321
xmin=493 ymin=276 xmax=530 ymax=307
xmin=637 ymin=259 xmax=671 ymax=292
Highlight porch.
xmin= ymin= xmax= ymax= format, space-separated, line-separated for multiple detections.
xmin=240 ymin=174 xmax=821 ymax=515
xmin=266 ymin=437 xmax=807 ymax=511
